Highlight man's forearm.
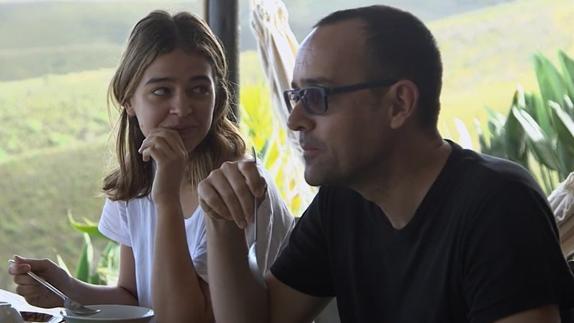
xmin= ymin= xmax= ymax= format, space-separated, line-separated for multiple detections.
xmin=206 ymin=218 xmax=269 ymax=323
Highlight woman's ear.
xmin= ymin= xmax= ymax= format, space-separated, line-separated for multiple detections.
xmin=125 ymin=100 xmax=135 ymax=117
xmin=388 ymin=80 xmax=419 ymax=129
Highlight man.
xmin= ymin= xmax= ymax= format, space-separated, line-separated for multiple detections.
xmin=198 ymin=5 xmax=574 ymax=323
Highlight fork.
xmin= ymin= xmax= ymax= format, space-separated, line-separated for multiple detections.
xmin=247 ymin=147 xmax=266 ymax=286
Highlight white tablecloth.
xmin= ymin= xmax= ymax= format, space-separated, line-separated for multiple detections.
xmin=0 ymin=288 xmax=62 ymax=318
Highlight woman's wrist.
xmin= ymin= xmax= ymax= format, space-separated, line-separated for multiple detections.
xmin=154 ymin=197 xmax=182 ymax=215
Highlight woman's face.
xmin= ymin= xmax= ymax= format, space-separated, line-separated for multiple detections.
xmin=127 ymin=49 xmax=217 ymax=152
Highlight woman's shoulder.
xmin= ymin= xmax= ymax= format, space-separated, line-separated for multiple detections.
xmin=104 ymin=195 xmax=154 ymax=214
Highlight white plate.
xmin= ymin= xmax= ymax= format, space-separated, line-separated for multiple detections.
xmin=62 ymin=304 xmax=154 ymax=323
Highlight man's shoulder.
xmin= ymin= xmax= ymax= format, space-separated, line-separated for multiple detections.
xmin=451 ymin=143 xmax=543 ymax=195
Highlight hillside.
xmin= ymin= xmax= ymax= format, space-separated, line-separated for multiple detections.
xmin=0 ymin=0 xmax=514 ymax=81
xmin=0 ymin=139 xmax=111 ymax=290
xmin=0 ymin=1 xmax=202 ymax=80
xmin=0 ymin=51 xmax=263 ymax=162
xmin=0 ymin=69 xmax=114 ymax=159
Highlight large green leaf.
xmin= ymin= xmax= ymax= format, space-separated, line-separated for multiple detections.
xmin=511 ymin=107 xmax=560 ymax=170
xmin=525 ymin=92 xmax=553 ymax=140
xmin=503 ymin=104 xmax=527 ymax=167
xmin=534 ymin=53 xmax=567 ymax=108
xmin=68 ymin=212 xmax=106 ymax=239
xmin=558 ymin=50 xmax=574 ymax=100
xmin=503 ymin=88 xmax=529 ymax=165
xmin=75 ymin=233 xmax=94 ymax=283
xmin=56 ymin=254 xmax=71 ymax=276
xmin=549 ymin=101 xmax=574 ymax=177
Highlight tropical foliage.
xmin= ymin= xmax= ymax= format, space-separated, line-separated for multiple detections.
xmin=478 ymin=50 xmax=574 ymax=194
xmin=61 ymin=215 xmax=120 ymax=285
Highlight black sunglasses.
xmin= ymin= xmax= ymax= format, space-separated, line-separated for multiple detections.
xmin=283 ymin=79 xmax=398 ymax=115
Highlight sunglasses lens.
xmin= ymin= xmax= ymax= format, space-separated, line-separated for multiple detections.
xmin=284 ymin=88 xmax=326 ymax=114
xmin=302 ymin=88 xmax=325 ymax=114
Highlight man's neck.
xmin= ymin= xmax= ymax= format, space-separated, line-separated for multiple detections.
xmin=352 ymin=135 xmax=451 ymax=230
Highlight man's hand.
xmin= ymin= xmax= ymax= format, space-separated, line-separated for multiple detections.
xmin=198 ymin=159 xmax=267 ymax=229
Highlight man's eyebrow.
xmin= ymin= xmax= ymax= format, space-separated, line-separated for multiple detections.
xmin=292 ymin=77 xmax=333 ymax=88
xmin=144 ymin=75 xmax=212 ymax=85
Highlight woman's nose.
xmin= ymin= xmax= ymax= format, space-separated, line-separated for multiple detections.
xmin=171 ymin=92 xmax=192 ymax=116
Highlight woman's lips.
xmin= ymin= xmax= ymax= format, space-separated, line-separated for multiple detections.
xmin=176 ymin=128 xmax=196 ymax=138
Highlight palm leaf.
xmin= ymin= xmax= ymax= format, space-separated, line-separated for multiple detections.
xmin=67 ymin=211 xmax=105 ymax=239
xmin=74 ymin=233 xmax=94 ymax=283
xmin=503 ymin=104 xmax=528 ymax=167
xmin=550 ymin=101 xmax=574 ymax=177
xmin=534 ymin=53 xmax=567 ymax=108
xmin=511 ymin=107 xmax=560 ymax=170
xmin=558 ymin=50 xmax=574 ymax=100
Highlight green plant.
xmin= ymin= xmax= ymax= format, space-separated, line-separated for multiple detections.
xmin=479 ymin=50 xmax=574 ymax=194
xmin=59 ymin=214 xmax=120 ymax=285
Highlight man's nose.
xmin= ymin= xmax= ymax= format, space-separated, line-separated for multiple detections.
xmin=287 ymin=100 xmax=313 ymax=132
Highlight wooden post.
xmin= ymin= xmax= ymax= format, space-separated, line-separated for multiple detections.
xmin=205 ymin=0 xmax=240 ymax=122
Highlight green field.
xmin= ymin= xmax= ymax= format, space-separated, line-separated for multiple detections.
xmin=1 ymin=0 xmax=573 ymax=290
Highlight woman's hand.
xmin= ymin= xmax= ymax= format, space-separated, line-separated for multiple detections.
xmin=138 ymin=127 xmax=187 ymax=205
xmin=8 ymin=255 xmax=72 ymax=308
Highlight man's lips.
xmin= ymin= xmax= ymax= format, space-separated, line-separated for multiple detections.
xmin=300 ymin=144 xmax=319 ymax=151
xmin=300 ymin=144 xmax=321 ymax=158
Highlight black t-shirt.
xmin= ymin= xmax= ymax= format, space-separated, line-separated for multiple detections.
xmin=271 ymin=141 xmax=574 ymax=323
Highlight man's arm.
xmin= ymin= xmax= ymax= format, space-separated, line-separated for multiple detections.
xmin=463 ymin=180 xmax=574 ymax=323
xmin=494 ymin=304 xmax=560 ymax=323
xmin=267 ymin=273 xmax=332 ymax=323
xmin=205 ymin=217 xmax=329 ymax=323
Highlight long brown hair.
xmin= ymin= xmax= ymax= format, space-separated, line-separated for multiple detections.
xmin=103 ymin=10 xmax=245 ymax=201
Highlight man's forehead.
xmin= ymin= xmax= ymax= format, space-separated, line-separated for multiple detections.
xmin=293 ymin=19 xmax=368 ymax=86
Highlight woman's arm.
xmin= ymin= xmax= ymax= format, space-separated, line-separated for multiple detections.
xmin=152 ymin=199 xmax=213 ymax=322
xmin=140 ymin=127 xmax=213 ymax=322
xmin=10 ymin=246 xmax=138 ymax=308
xmin=67 ymin=245 xmax=138 ymax=306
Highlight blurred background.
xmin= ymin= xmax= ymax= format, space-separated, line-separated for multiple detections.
xmin=0 ymin=0 xmax=572 ymax=290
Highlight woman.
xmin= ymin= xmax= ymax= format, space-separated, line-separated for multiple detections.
xmin=9 ymin=10 xmax=293 ymax=322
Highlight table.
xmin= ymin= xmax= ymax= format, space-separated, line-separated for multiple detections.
xmin=0 ymin=288 xmax=63 ymax=321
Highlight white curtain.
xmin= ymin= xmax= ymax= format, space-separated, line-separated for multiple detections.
xmin=249 ymin=1 xmax=341 ymax=322
xmin=249 ymin=0 xmax=299 ymax=149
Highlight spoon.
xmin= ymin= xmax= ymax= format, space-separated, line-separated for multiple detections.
xmin=8 ymin=260 xmax=100 ymax=316
xmin=247 ymin=147 xmax=266 ymax=286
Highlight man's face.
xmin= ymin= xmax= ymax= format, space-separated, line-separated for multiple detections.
xmin=288 ymin=19 xmax=396 ymax=187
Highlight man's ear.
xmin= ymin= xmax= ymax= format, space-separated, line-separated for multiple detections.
xmin=387 ymin=80 xmax=419 ymax=129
